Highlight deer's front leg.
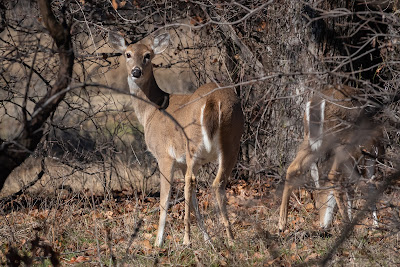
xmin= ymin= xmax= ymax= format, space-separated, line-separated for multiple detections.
xmin=279 ymin=165 xmax=296 ymax=232
xmin=364 ymin=157 xmax=379 ymax=227
xmin=279 ymin=144 xmax=315 ymax=232
xmin=154 ymin=159 xmax=175 ymax=247
xmin=328 ymin=153 xmax=351 ymax=225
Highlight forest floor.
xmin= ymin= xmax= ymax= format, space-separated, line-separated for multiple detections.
xmin=0 ymin=176 xmax=399 ymax=266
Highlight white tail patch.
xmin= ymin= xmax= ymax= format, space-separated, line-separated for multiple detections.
xmin=307 ymin=99 xmax=325 ymax=151
xmin=200 ymin=103 xmax=212 ymax=152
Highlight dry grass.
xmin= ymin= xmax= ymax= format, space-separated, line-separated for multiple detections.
xmin=1 ymin=175 xmax=399 ymax=266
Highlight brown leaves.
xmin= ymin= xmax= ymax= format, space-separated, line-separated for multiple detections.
xmin=140 ymin=239 xmax=152 ymax=250
xmin=304 ymin=253 xmax=319 ymax=262
xmin=305 ymin=202 xmax=314 ymax=211
xmin=29 ymin=208 xmax=49 ymax=220
xmin=2 ymin=172 xmax=397 ymax=266
xmin=257 ymin=21 xmax=267 ymax=32
xmin=112 ymin=0 xmax=118 ymax=10
xmin=190 ymin=15 xmax=204 ymax=25
xmin=112 ymin=0 xmax=127 ymax=10
xmin=64 ymin=256 xmax=90 ymax=264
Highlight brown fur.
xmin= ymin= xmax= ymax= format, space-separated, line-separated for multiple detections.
xmin=279 ymin=85 xmax=383 ymax=231
xmin=203 ymin=99 xmax=219 ymax=141
xmin=109 ymin=32 xmax=244 ymax=246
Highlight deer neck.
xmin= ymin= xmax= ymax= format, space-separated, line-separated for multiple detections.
xmin=127 ymin=72 xmax=170 ymax=127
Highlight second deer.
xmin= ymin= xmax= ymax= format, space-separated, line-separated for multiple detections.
xmin=279 ymin=85 xmax=384 ymax=232
xmin=109 ymin=32 xmax=244 ymax=246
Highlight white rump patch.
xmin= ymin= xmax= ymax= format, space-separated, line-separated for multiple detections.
xmin=200 ymin=103 xmax=212 ymax=152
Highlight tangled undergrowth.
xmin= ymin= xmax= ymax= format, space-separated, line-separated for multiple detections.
xmin=1 ymin=176 xmax=399 ymax=266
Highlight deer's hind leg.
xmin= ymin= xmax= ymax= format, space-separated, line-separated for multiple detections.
xmin=179 ymin=164 xmax=211 ymax=243
xmin=183 ymin=157 xmax=195 ymax=245
xmin=212 ymin=155 xmax=235 ymax=242
xmin=211 ymin=133 xmax=242 ymax=243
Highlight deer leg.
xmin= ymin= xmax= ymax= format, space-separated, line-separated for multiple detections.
xmin=311 ymin=162 xmax=336 ymax=228
xmin=212 ymin=155 xmax=234 ymax=243
xmin=210 ymin=123 xmax=242 ymax=244
xmin=189 ymin=172 xmax=211 ymax=242
xmin=154 ymin=160 xmax=175 ymax=247
xmin=183 ymin=160 xmax=194 ymax=245
xmin=312 ymin=162 xmax=337 ymax=229
xmin=345 ymin=187 xmax=354 ymax=222
xmin=370 ymin=182 xmax=379 ymax=228
xmin=316 ymin=187 xmax=337 ymax=229
xmin=365 ymin=158 xmax=379 ymax=227
xmin=328 ymin=154 xmax=351 ymax=225
xmin=178 ymin=165 xmax=210 ymax=242
xmin=279 ymin=173 xmax=294 ymax=232
xmin=279 ymin=144 xmax=315 ymax=232
xmin=333 ymin=185 xmax=351 ymax=224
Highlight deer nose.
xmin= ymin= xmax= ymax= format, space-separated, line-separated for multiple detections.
xmin=131 ymin=67 xmax=142 ymax=78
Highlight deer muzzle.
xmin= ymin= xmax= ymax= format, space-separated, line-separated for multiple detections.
xmin=131 ymin=67 xmax=142 ymax=78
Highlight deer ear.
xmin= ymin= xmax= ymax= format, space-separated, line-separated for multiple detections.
xmin=152 ymin=33 xmax=170 ymax=54
xmin=108 ymin=32 xmax=128 ymax=52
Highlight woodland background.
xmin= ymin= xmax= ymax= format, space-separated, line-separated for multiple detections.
xmin=0 ymin=0 xmax=400 ymax=266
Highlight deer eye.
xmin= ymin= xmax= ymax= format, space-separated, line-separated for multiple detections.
xmin=143 ymin=53 xmax=151 ymax=63
xmin=126 ymin=53 xmax=131 ymax=58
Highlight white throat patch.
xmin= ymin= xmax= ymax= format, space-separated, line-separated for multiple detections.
xmin=128 ymin=76 xmax=140 ymax=95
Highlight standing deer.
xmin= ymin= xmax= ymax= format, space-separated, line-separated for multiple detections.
xmin=279 ymin=85 xmax=383 ymax=232
xmin=108 ymin=32 xmax=244 ymax=246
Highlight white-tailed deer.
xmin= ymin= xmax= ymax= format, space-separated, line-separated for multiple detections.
xmin=108 ymin=32 xmax=244 ymax=246
xmin=279 ymin=85 xmax=383 ymax=232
